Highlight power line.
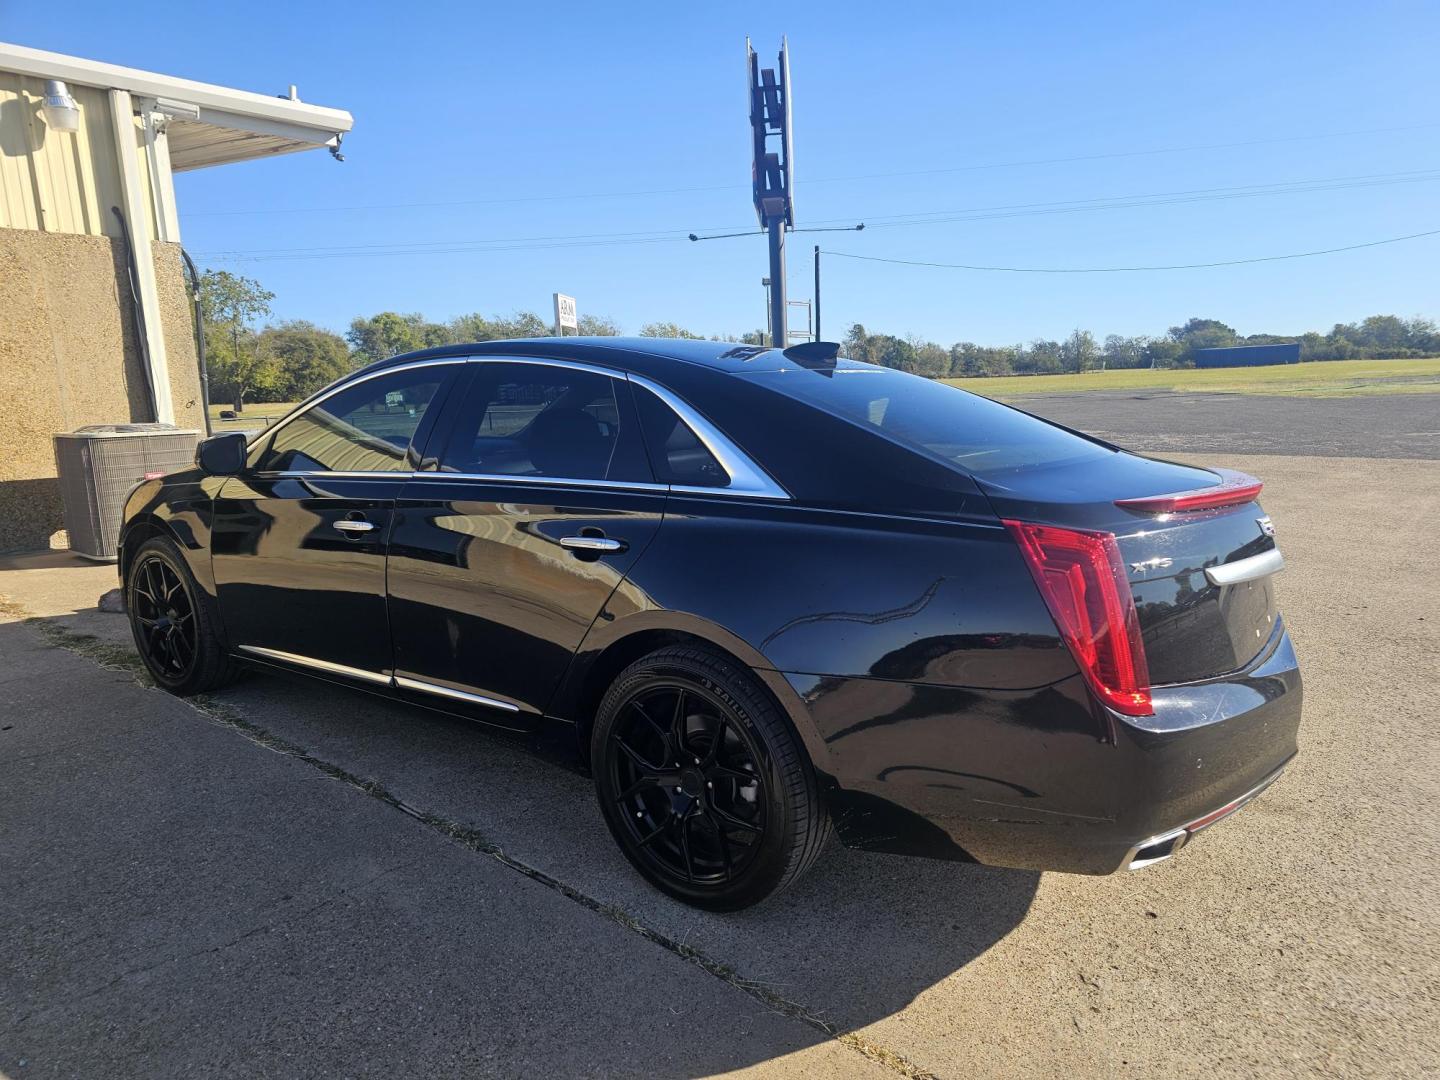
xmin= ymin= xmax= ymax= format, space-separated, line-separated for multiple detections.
xmin=822 ymin=228 xmax=1440 ymax=274
xmin=182 ymin=120 xmax=1440 ymax=218
xmin=194 ymin=168 xmax=1440 ymax=262
xmin=843 ymin=169 xmax=1440 ymax=230
xmin=802 ymin=121 xmax=1440 ymax=186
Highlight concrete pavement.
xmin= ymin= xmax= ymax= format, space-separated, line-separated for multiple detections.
xmin=2 ymin=447 xmax=1437 ymax=1078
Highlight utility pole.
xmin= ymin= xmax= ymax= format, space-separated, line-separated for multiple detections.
xmin=767 ymin=222 xmax=786 ymax=347
xmin=761 ymin=277 xmax=771 ymax=345
xmin=813 ymin=245 xmax=821 ymax=341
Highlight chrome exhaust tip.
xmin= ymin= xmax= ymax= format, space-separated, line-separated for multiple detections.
xmin=1126 ymin=828 xmax=1188 ymax=870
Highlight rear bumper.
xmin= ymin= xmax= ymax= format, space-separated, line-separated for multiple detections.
xmin=801 ymin=619 xmax=1302 ymax=874
xmin=1122 ymin=759 xmax=1289 ymax=870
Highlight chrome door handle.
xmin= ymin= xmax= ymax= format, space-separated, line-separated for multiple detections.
xmin=560 ymin=535 xmax=625 ymax=553
xmin=334 ymin=519 xmax=375 ymax=534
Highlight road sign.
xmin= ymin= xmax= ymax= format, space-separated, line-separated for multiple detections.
xmin=553 ymin=293 xmax=577 ymax=335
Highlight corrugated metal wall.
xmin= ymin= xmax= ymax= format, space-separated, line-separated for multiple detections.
xmin=0 ymin=72 xmax=157 ymax=240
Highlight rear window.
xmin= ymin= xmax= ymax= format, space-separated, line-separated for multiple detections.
xmin=744 ymin=365 xmax=1112 ymax=478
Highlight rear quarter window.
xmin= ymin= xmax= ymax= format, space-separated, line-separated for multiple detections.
xmin=743 ymin=365 xmax=1112 ymax=478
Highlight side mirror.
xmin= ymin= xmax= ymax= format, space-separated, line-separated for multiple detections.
xmin=195 ymin=432 xmax=249 ymax=476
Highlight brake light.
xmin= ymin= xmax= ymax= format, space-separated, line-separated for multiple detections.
xmin=1114 ymin=468 xmax=1262 ymax=514
xmin=1003 ymin=520 xmax=1153 ymax=716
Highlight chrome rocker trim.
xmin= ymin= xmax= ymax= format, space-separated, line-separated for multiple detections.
xmin=237 ymin=645 xmax=392 ymax=686
xmin=393 ymin=675 xmax=520 ymax=713
xmin=237 ymin=647 xmax=520 ymax=715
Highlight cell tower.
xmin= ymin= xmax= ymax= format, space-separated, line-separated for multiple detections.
xmin=747 ymin=37 xmax=795 ymax=347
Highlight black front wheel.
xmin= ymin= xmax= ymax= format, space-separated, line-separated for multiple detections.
xmin=125 ymin=536 xmax=238 ymax=696
xmin=592 ymin=645 xmax=830 ymax=910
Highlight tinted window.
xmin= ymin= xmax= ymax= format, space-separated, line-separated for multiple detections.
xmin=632 ymin=385 xmax=728 ymax=487
xmin=743 ymin=365 xmax=1112 ymax=477
xmin=259 ymin=368 xmax=445 ymax=473
xmin=439 ymin=363 xmax=632 ymax=481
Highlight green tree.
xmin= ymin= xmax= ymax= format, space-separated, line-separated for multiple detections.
xmin=843 ymin=324 xmax=872 ymax=363
xmin=346 ymin=313 xmax=441 ymax=366
xmin=576 ymin=313 xmax=622 ymax=336
xmin=199 ymin=270 xmax=275 ymax=411
xmin=1102 ymin=334 xmax=1147 ymax=369
xmin=639 ymin=321 xmax=703 ymax=339
xmin=256 ymin=321 xmax=352 ymax=401
xmin=1169 ymin=317 xmax=1237 ymax=361
xmin=492 ymin=311 xmax=550 ymax=338
xmin=1062 ymin=328 xmax=1100 ymax=373
xmin=1355 ymin=314 xmax=1408 ymax=353
xmin=1144 ymin=336 xmax=1185 ymax=368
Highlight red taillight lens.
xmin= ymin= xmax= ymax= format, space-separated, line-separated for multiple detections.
xmin=1003 ymin=519 xmax=1153 ymax=716
xmin=1114 ymin=468 xmax=1262 ymax=514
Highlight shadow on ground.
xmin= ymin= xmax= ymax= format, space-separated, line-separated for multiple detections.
xmin=0 ymin=599 xmax=1040 ymax=1079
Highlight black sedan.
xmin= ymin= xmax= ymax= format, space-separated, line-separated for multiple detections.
xmin=119 ymin=338 xmax=1302 ymax=910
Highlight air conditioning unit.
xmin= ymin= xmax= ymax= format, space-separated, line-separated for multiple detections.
xmin=53 ymin=424 xmax=201 ymax=561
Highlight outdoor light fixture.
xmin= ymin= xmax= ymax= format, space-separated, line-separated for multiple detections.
xmin=153 ymin=97 xmax=201 ymax=121
xmin=41 ymin=79 xmax=79 ymax=132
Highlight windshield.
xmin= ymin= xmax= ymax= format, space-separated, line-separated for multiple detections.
xmin=743 ymin=364 xmax=1114 ymax=478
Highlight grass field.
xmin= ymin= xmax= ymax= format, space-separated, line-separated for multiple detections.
xmin=207 ymin=401 xmax=297 ymax=426
xmin=945 ymin=357 xmax=1440 ymax=398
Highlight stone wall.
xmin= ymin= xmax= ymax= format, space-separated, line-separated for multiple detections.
xmin=0 ymin=228 xmax=202 ymax=552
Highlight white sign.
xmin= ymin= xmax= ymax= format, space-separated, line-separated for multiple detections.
xmin=553 ymin=293 xmax=578 ymax=334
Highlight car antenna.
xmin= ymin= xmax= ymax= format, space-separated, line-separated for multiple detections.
xmin=781 ymin=340 xmax=842 ymax=373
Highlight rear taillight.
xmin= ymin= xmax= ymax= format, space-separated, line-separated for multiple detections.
xmin=1114 ymin=468 xmax=1262 ymax=514
xmin=1003 ymin=519 xmax=1153 ymax=716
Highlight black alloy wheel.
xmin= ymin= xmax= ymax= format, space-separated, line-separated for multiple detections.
xmin=125 ymin=536 xmax=238 ymax=696
xmin=592 ymin=646 xmax=830 ymax=910
xmin=130 ymin=553 xmax=197 ymax=681
xmin=609 ymin=682 xmax=768 ymax=888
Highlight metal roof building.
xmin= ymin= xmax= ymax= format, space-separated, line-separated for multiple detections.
xmin=0 ymin=43 xmax=352 ymax=552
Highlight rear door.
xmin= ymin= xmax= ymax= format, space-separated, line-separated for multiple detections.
xmin=211 ymin=361 xmax=459 ymax=682
xmin=386 ymin=359 xmax=667 ymax=727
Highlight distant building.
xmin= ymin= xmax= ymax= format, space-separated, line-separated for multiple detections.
xmin=0 ymin=43 xmax=352 ymax=552
xmin=1193 ymin=343 xmax=1301 ymax=368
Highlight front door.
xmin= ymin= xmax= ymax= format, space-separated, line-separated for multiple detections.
xmin=211 ymin=362 xmax=459 ymax=683
xmin=386 ymin=360 xmax=666 ymax=726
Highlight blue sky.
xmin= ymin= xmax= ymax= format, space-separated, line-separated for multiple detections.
xmin=15 ymin=0 xmax=1440 ymax=343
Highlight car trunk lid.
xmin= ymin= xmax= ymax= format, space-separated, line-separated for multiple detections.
xmin=979 ymin=451 xmax=1283 ymax=687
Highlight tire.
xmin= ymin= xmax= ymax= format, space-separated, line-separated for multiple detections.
xmin=125 ymin=536 xmax=239 ymax=696
xmin=591 ymin=645 xmax=830 ymax=910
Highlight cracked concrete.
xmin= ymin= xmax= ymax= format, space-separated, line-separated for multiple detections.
xmin=0 ymin=603 xmax=895 ymax=1079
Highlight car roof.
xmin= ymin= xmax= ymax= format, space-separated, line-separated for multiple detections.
xmin=356 ymin=337 xmax=799 ymax=379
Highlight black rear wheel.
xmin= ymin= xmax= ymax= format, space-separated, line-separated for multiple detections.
xmin=592 ymin=645 xmax=829 ymax=910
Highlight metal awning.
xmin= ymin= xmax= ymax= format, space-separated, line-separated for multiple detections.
xmin=0 ymin=41 xmax=353 ymax=169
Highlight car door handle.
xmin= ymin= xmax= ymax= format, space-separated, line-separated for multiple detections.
xmin=334 ymin=519 xmax=376 ymax=535
xmin=559 ymin=536 xmax=625 ymax=553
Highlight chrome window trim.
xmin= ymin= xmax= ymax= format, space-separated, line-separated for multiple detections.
xmin=627 ymin=373 xmax=790 ymax=501
xmin=248 ymin=353 xmax=789 ymax=501
xmin=465 ymin=354 xmax=626 ymax=379
xmin=258 ymin=470 xmax=414 ymax=481
xmin=237 ymin=645 xmax=392 ymax=686
xmin=406 ymin=471 xmax=669 ymax=494
xmin=1204 ymin=547 xmax=1285 ymax=587
xmin=394 ymin=675 xmax=521 ymax=713
xmin=258 ymin=357 xmax=469 ymax=449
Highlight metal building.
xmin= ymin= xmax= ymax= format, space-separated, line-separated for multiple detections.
xmin=0 ymin=42 xmax=352 ymax=552
xmin=1193 ymin=343 xmax=1301 ymax=368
